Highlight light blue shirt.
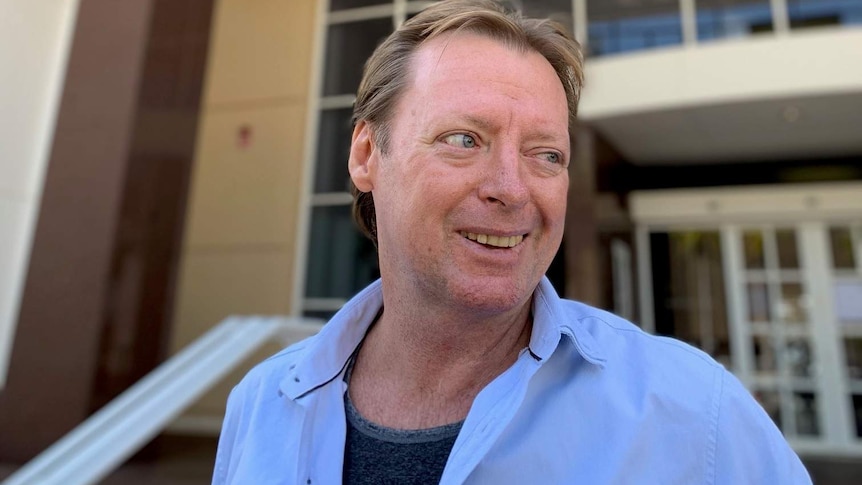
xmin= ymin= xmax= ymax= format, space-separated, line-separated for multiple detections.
xmin=213 ymin=277 xmax=811 ymax=484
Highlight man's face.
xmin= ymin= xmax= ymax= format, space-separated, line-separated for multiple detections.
xmin=352 ymin=32 xmax=570 ymax=316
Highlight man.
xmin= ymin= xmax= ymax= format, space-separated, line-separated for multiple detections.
xmin=213 ymin=1 xmax=811 ymax=483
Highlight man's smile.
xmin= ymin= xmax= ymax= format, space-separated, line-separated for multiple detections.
xmin=459 ymin=231 xmax=525 ymax=248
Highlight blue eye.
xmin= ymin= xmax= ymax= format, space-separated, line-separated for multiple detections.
xmin=443 ymin=133 xmax=477 ymax=148
xmin=541 ymin=152 xmax=561 ymax=164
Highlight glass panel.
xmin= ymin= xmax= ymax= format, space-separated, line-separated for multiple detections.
xmin=330 ymin=0 xmax=389 ymax=11
xmin=747 ymin=282 xmax=771 ymax=322
xmin=834 ymin=279 xmax=862 ymax=324
xmin=830 ymin=226 xmax=857 ymax=270
xmin=779 ymin=282 xmax=808 ymax=323
xmin=303 ymin=309 xmax=337 ymax=321
xmin=695 ymin=0 xmax=774 ymax=41
xmin=743 ymin=230 xmax=765 ymax=269
xmin=754 ymin=389 xmax=783 ymax=430
xmin=315 ymin=108 xmax=354 ymax=193
xmin=520 ymin=0 xmax=575 ymax=30
xmin=776 ymin=229 xmax=800 ymax=269
xmin=793 ymin=392 xmax=820 ymax=436
xmin=786 ymin=338 xmax=813 ymax=377
xmin=789 ymin=0 xmax=862 ymax=30
xmin=650 ymin=232 xmax=731 ymax=362
xmin=586 ymin=0 xmax=683 ymax=57
xmin=305 ymin=205 xmax=380 ymax=299
xmin=324 ymin=18 xmax=393 ymax=96
xmin=753 ymin=335 xmax=778 ymax=375
xmin=853 ymin=395 xmax=862 ymax=438
xmin=845 ymin=338 xmax=862 ymax=379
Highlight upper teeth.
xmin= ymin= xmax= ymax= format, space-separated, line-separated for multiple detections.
xmin=460 ymin=231 xmax=524 ymax=248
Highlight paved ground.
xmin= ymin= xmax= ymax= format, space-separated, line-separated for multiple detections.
xmin=0 ymin=435 xmax=217 ymax=485
xmin=2 ymin=435 xmax=862 ymax=484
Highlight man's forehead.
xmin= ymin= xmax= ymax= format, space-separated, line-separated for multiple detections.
xmin=412 ymin=31 xmax=530 ymax=76
xmin=406 ymin=32 xmax=562 ymax=97
xmin=400 ymin=32 xmax=568 ymax=126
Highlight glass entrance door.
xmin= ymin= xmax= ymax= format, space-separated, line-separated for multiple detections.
xmin=827 ymin=223 xmax=862 ymax=441
xmin=729 ymin=225 xmax=819 ymax=439
xmin=643 ymin=220 xmax=862 ymax=455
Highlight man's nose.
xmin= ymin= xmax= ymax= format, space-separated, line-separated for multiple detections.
xmin=478 ymin=146 xmax=529 ymax=209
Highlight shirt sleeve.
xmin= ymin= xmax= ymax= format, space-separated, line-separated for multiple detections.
xmin=212 ymin=386 xmax=242 ymax=485
xmin=711 ymin=370 xmax=812 ymax=484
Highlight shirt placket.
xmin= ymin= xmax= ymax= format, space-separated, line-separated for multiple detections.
xmin=439 ymin=352 xmax=542 ymax=484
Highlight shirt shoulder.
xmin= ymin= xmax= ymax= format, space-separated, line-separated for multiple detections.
xmin=232 ymin=333 xmax=317 ymax=398
xmin=549 ymin=299 xmax=810 ymax=483
xmin=213 ymin=335 xmax=318 ymax=484
xmin=557 ymin=298 xmax=723 ymax=378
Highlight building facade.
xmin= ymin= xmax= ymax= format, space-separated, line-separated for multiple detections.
xmin=1 ymin=0 xmax=861 ymax=469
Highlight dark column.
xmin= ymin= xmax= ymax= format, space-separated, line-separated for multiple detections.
xmin=564 ymin=124 xmax=601 ymax=306
xmin=0 ymin=0 xmax=213 ymax=461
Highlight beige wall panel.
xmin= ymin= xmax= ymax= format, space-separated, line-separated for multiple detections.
xmin=171 ymin=248 xmax=294 ymax=351
xmin=184 ymin=103 xmax=306 ymax=247
xmin=170 ymin=248 xmax=297 ymax=418
xmin=203 ymin=0 xmax=316 ymax=105
xmin=170 ymin=0 xmax=318 ymax=430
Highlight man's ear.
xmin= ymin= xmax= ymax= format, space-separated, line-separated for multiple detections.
xmin=348 ymin=120 xmax=377 ymax=193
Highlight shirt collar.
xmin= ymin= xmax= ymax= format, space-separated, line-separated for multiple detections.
xmin=530 ymin=277 xmax=606 ymax=367
xmin=280 ymin=277 xmax=606 ymax=399
xmin=280 ymin=280 xmax=384 ymax=400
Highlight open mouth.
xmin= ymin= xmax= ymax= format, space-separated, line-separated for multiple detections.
xmin=459 ymin=231 xmax=525 ymax=248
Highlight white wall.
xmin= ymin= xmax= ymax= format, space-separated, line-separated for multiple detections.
xmin=0 ymin=0 xmax=80 ymax=387
xmin=580 ymin=29 xmax=862 ymax=120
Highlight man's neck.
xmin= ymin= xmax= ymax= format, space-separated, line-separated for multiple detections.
xmin=347 ymin=292 xmax=533 ymax=430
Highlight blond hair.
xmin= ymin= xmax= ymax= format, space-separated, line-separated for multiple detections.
xmin=352 ymin=0 xmax=584 ymax=244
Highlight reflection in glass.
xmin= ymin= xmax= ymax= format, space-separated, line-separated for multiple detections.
xmin=695 ymin=0 xmax=773 ymax=41
xmin=753 ymin=335 xmax=777 ymax=375
xmin=845 ymin=338 xmax=862 ymax=379
xmin=830 ymin=226 xmax=857 ymax=270
xmin=789 ymin=0 xmax=862 ymax=29
xmin=649 ymin=232 xmax=731 ymax=363
xmin=794 ymin=392 xmax=820 ymax=436
xmin=315 ymin=108 xmax=354 ymax=193
xmin=747 ymin=282 xmax=771 ymax=322
xmin=323 ymin=18 xmax=393 ymax=96
xmin=303 ymin=309 xmax=337 ymax=321
xmin=743 ymin=230 xmax=765 ymax=269
xmin=786 ymin=338 xmax=813 ymax=377
xmin=853 ymin=395 xmax=862 ymax=438
xmin=305 ymin=205 xmax=380 ymax=299
xmin=776 ymin=229 xmax=800 ymax=269
xmin=755 ymin=389 xmax=783 ymax=430
xmin=587 ymin=0 xmax=682 ymax=57
xmin=780 ymin=282 xmax=808 ymax=323
xmin=519 ymin=0 xmax=574 ymax=31
xmin=329 ymin=0 xmax=389 ymax=11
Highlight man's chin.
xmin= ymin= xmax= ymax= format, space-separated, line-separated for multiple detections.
xmin=443 ymin=278 xmax=535 ymax=317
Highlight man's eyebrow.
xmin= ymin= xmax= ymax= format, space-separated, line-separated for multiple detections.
xmin=454 ymin=114 xmax=568 ymax=145
xmin=457 ymin=114 xmax=496 ymax=132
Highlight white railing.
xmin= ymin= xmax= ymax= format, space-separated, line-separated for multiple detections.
xmin=3 ymin=316 xmax=323 ymax=485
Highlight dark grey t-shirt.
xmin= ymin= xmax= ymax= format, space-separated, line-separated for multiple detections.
xmin=342 ymin=359 xmax=463 ymax=484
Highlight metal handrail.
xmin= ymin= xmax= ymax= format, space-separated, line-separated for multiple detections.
xmin=3 ymin=316 xmax=322 ymax=485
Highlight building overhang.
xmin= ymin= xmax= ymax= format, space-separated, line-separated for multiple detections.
xmin=579 ymin=28 xmax=862 ymax=164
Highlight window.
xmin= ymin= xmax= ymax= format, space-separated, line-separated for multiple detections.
xmin=587 ymin=0 xmax=683 ymax=57
xmin=695 ymin=0 xmax=774 ymax=41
